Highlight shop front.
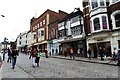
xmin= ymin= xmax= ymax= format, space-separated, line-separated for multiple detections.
xmin=59 ymin=39 xmax=87 ymax=57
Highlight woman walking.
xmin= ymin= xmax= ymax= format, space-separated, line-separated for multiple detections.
xmin=35 ymin=49 xmax=41 ymax=67
xmin=31 ymin=48 xmax=37 ymax=68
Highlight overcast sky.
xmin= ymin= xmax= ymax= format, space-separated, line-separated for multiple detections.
xmin=0 ymin=0 xmax=83 ymax=42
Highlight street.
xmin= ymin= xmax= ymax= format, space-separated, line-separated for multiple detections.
xmin=2 ymin=53 xmax=118 ymax=78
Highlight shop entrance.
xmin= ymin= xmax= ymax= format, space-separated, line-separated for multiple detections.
xmin=89 ymin=41 xmax=111 ymax=58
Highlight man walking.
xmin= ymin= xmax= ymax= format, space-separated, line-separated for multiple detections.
xmin=7 ymin=47 xmax=12 ymax=63
xmin=70 ymin=47 xmax=75 ymax=59
xmin=11 ymin=47 xmax=19 ymax=69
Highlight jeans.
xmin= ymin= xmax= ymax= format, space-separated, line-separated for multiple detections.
xmin=70 ymin=54 xmax=75 ymax=59
xmin=32 ymin=57 xmax=36 ymax=67
xmin=12 ymin=57 xmax=17 ymax=69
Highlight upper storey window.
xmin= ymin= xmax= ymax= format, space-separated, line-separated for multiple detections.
xmin=115 ymin=14 xmax=120 ymax=28
xmin=100 ymin=0 xmax=105 ymax=6
xmin=112 ymin=0 xmax=119 ymax=3
xmin=93 ymin=18 xmax=100 ymax=31
xmin=70 ymin=16 xmax=79 ymax=23
xmin=91 ymin=0 xmax=98 ymax=9
xmin=91 ymin=0 xmax=106 ymax=10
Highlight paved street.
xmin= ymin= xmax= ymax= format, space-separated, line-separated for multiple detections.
xmin=2 ymin=53 xmax=119 ymax=78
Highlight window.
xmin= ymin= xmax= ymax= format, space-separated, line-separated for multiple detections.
xmin=26 ymin=41 xmax=27 ymax=43
xmin=33 ymin=34 xmax=36 ymax=39
xmin=112 ymin=0 xmax=119 ymax=3
xmin=41 ymin=31 xmax=44 ymax=36
xmin=91 ymin=0 xmax=98 ymax=9
xmin=20 ymin=36 xmax=22 ymax=39
xmin=51 ymin=28 xmax=55 ymax=39
xmin=102 ymin=16 xmax=107 ymax=29
xmin=38 ymin=24 xmax=39 ymax=28
xmin=43 ymin=20 xmax=45 ymax=25
xmin=26 ymin=35 xmax=27 ymax=38
xmin=71 ymin=16 xmax=79 ymax=23
xmin=93 ymin=18 xmax=100 ymax=31
xmin=100 ymin=0 xmax=105 ymax=6
xmin=38 ymin=32 xmax=40 ymax=37
xmin=71 ymin=26 xmax=83 ymax=36
xmin=19 ymin=41 xmax=21 ymax=45
xmin=40 ymin=22 xmax=42 ymax=26
xmin=115 ymin=14 xmax=120 ymax=28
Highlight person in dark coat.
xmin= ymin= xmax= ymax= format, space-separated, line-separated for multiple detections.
xmin=11 ymin=48 xmax=19 ymax=69
xmin=88 ymin=48 xmax=92 ymax=60
xmin=99 ymin=47 xmax=104 ymax=61
xmin=7 ymin=47 xmax=12 ymax=63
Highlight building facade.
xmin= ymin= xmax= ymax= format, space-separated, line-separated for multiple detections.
xmin=83 ymin=0 xmax=120 ymax=58
xmin=16 ymin=31 xmax=28 ymax=53
xmin=57 ymin=8 xmax=86 ymax=57
xmin=109 ymin=0 xmax=120 ymax=52
xmin=30 ymin=9 xmax=59 ymax=55
xmin=48 ymin=10 xmax=68 ymax=56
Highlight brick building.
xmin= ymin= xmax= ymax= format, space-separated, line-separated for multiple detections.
xmin=30 ymin=9 xmax=60 ymax=54
xmin=48 ymin=10 xmax=68 ymax=56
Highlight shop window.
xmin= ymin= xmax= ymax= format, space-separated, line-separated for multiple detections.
xmin=115 ymin=14 xmax=120 ymax=28
xmin=91 ymin=0 xmax=98 ymax=9
xmin=93 ymin=18 xmax=100 ymax=31
xmin=102 ymin=16 xmax=107 ymax=29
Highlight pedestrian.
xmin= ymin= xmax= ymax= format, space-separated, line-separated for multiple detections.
xmin=2 ymin=49 xmax=6 ymax=61
xmin=11 ymin=47 xmax=19 ymax=69
xmin=31 ymin=48 xmax=37 ymax=68
xmin=64 ymin=48 xmax=67 ymax=57
xmin=87 ymin=48 xmax=92 ymax=60
xmin=117 ymin=49 xmax=120 ymax=66
xmin=7 ymin=47 xmax=12 ymax=63
xmin=99 ymin=47 xmax=104 ymax=61
xmin=69 ymin=47 xmax=75 ymax=59
xmin=35 ymin=49 xmax=41 ymax=67
xmin=45 ymin=50 xmax=49 ymax=58
xmin=113 ymin=47 xmax=117 ymax=61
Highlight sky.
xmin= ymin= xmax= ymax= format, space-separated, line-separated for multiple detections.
xmin=0 ymin=0 xmax=83 ymax=42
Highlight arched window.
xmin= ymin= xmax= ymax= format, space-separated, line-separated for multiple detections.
xmin=102 ymin=16 xmax=107 ymax=29
xmin=93 ymin=18 xmax=100 ymax=31
xmin=115 ymin=14 xmax=120 ymax=28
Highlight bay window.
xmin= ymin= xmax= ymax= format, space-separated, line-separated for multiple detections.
xmin=102 ymin=16 xmax=107 ymax=29
xmin=115 ymin=14 xmax=120 ymax=28
xmin=93 ymin=18 xmax=100 ymax=31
